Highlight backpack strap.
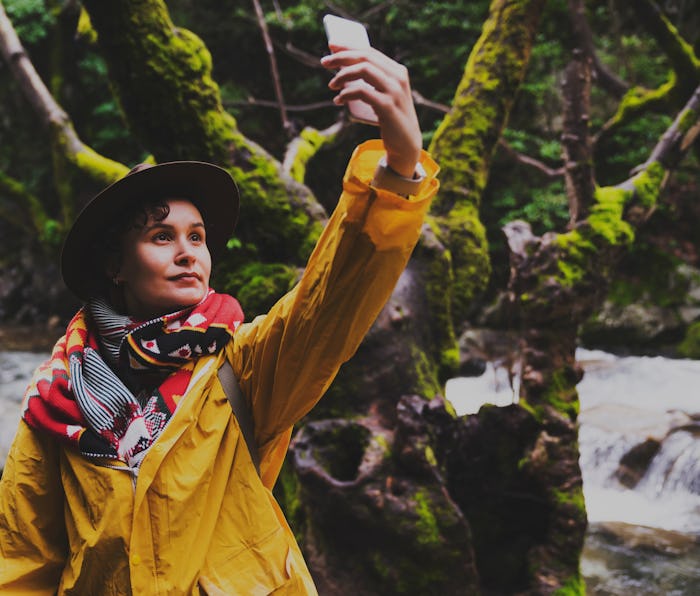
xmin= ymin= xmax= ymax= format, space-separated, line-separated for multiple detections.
xmin=218 ymin=361 xmax=261 ymax=476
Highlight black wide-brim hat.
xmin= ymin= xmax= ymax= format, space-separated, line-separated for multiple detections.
xmin=61 ymin=161 xmax=239 ymax=301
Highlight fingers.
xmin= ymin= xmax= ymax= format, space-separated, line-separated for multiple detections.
xmin=321 ymin=47 xmax=404 ymax=76
xmin=321 ymin=47 xmax=422 ymax=178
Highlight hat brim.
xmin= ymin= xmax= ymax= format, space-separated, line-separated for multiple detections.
xmin=61 ymin=161 xmax=239 ymax=301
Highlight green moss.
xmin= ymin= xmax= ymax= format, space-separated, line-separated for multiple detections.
xmin=444 ymin=204 xmax=491 ymax=322
xmin=588 ymin=187 xmax=635 ymax=246
xmin=553 ymin=573 xmax=586 ymax=595
xmin=410 ymin=346 xmax=442 ymax=399
xmin=72 ymin=146 xmax=129 ymax=185
xmin=552 ymin=487 xmax=586 ymax=515
xmin=288 ymin=127 xmax=338 ymax=184
xmin=632 ymin=161 xmax=664 ymax=209
xmin=424 ymin=445 xmax=437 ymax=468
xmin=76 ymin=7 xmax=97 ymax=44
xmin=521 ymin=369 xmax=580 ymax=422
xmin=218 ymin=262 xmax=297 ymax=319
xmin=556 ymin=259 xmax=585 ymax=287
xmin=543 ymin=370 xmax=580 ymax=420
xmin=374 ymin=434 xmax=392 ymax=458
xmin=421 ymin=220 xmax=462 ymax=382
xmin=609 ymin=76 xmax=676 ymax=128
xmin=427 ymin=0 xmax=541 ymax=318
xmin=678 ymin=321 xmax=700 ymax=359
xmin=413 ymin=490 xmax=441 ymax=547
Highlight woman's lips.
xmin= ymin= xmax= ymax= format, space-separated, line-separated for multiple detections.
xmin=169 ymin=272 xmax=201 ymax=281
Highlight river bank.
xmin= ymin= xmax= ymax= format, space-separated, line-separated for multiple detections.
xmin=0 ymin=324 xmax=63 ymax=352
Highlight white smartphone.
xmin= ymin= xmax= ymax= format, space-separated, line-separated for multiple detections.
xmin=323 ymin=14 xmax=379 ymax=126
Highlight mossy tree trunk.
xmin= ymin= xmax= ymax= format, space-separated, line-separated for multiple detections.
xmin=80 ymin=0 xmax=327 ymax=309
xmin=282 ymin=2 xmax=550 ymax=594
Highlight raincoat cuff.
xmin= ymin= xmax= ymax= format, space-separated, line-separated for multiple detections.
xmin=343 ymin=139 xmax=439 ymax=204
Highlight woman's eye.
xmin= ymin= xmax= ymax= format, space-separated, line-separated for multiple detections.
xmin=190 ymin=232 xmax=203 ymax=242
xmin=153 ymin=232 xmax=170 ymax=242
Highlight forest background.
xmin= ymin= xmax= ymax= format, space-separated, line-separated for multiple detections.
xmin=1 ymin=0 xmax=699 ymax=594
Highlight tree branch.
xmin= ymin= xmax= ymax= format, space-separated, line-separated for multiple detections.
xmin=411 ymin=90 xmax=450 ymax=114
xmin=567 ymin=0 xmax=628 ymax=98
xmin=498 ymin=141 xmax=565 ymax=178
xmin=561 ymin=6 xmax=595 ymax=224
xmin=226 ymin=96 xmax=336 ymax=112
xmin=596 ymin=1 xmax=699 ymax=145
xmin=632 ymin=83 xmax=700 ymax=178
xmin=634 ymin=0 xmax=700 ymax=90
xmin=251 ymin=0 xmax=292 ymax=135
xmin=282 ymin=119 xmax=346 ymax=183
xmin=0 ymin=1 xmax=128 ymax=226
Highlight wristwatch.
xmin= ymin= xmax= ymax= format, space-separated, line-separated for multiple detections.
xmin=370 ymin=155 xmax=427 ymax=197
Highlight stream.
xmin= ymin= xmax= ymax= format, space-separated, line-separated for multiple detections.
xmin=447 ymin=348 xmax=700 ymax=595
xmin=2 ymin=348 xmax=699 ymax=593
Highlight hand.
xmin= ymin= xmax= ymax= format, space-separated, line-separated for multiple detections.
xmin=321 ymin=48 xmax=422 ymax=178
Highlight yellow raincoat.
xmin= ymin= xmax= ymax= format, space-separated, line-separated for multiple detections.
xmin=0 ymin=140 xmax=439 ymax=594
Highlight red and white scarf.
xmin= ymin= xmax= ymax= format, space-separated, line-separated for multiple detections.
xmin=22 ymin=290 xmax=244 ymax=467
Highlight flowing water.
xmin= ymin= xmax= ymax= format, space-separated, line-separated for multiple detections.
xmin=2 ymin=349 xmax=699 ymax=593
xmin=447 ymin=349 xmax=700 ymax=594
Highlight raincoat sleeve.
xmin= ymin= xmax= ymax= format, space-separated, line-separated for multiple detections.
xmin=0 ymin=420 xmax=68 ymax=592
xmin=227 ymin=140 xmax=439 ymax=468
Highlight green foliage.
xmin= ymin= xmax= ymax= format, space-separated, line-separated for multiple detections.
xmin=607 ymin=244 xmax=688 ymax=308
xmin=495 ymin=181 xmax=569 ymax=234
xmin=4 ymin=0 xmax=56 ymax=44
xmin=217 ymin=262 xmax=298 ymax=320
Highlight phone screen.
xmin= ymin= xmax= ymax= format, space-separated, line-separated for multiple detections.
xmin=323 ymin=15 xmax=379 ymax=126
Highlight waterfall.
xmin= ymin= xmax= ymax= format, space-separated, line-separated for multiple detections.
xmin=447 ymin=349 xmax=700 ymax=534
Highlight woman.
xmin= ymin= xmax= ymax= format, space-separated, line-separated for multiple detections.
xmin=0 ymin=47 xmax=439 ymax=594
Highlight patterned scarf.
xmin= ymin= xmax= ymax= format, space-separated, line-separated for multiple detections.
xmin=22 ymin=290 xmax=244 ymax=467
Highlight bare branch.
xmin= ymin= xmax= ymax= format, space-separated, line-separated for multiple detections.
xmin=251 ymin=0 xmax=292 ymax=135
xmin=636 ymin=83 xmax=700 ymax=174
xmin=226 ymin=96 xmax=336 ymax=113
xmin=498 ymin=140 xmax=565 ymax=178
xmin=412 ymin=90 xmax=450 ymax=114
xmin=278 ymin=41 xmax=326 ymax=69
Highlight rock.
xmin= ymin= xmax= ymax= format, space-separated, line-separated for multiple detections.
xmin=581 ymin=301 xmax=683 ymax=350
xmin=615 ymin=438 xmax=662 ymax=488
xmin=592 ymin=521 xmax=699 ymax=556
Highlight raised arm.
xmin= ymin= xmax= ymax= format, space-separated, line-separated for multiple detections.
xmin=227 ymin=50 xmax=439 ymax=477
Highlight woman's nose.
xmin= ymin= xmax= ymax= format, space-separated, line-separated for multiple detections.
xmin=174 ymin=239 xmax=196 ymax=265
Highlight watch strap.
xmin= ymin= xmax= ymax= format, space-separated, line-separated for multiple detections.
xmin=370 ymin=155 xmax=426 ymax=197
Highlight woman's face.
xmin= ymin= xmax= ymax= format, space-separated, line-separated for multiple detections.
xmin=115 ymin=199 xmax=212 ymax=320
